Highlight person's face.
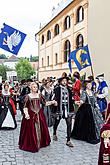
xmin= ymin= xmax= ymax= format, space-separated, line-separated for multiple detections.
xmin=61 ymin=78 xmax=67 ymax=86
xmin=46 ymin=82 xmax=50 ymax=88
xmin=96 ymin=79 xmax=100 ymax=83
xmin=27 ymin=81 xmax=31 ymax=86
xmin=4 ymin=85 xmax=9 ymax=91
xmin=86 ymin=82 xmax=92 ymax=90
xmin=31 ymin=84 xmax=38 ymax=93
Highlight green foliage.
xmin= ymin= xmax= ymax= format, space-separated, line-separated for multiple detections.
xmin=15 ymin=58 xmax=36 ymax=81
xmin=30 ymin=55 xmax=39 ymax=62
xmin=0 ymin=64 xmax=12 ymax=80
xmin=0 ymin=54 xmax=8 ymax=59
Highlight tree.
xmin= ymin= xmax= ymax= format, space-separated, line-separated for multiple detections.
xmin=15 ymin=58 xmax=36 ymax=81
xmin=0 ymin=54 xmax=8 ymax=59
xmin=30 ymin=55 xmax=39 ymax=62
xmin=0 ymin=64 xmax=12 ymax=80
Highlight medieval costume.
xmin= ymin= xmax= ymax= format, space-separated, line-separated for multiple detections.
xmin=19 ymin=94 xmax=51 ymax=152
xmin=11 ymin=83 xmax=20 ymax=109
xmin=72 ymin=72 xmax=81 ymax=102
xmin=19 ymin=79 xmax=31 ymax=115
xmin=96 ymin=74 xmax=108 ymax=120
xmin=88 ymin=75 xmax=97 ymax=93
xmin=72 ymin=72 xmax=81 ymax=113
xmin=53 ymin=76 xmax=74 ymax=147
xmin=71 ymin=80 xmax=104 ymax=144
xmin=0 ymin=84 xmax=17 ymax=130
xmin=18 ymin=82 xmax=55 ymax=152
xmin=98 ymin=103 xmax=110 ymax=165
xmin=42 ymin=80 xmax=53 ymax=127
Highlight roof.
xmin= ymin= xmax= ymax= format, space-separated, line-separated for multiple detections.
xmin=4 ymin=55 xmax=19 ymax=62
xmin=8 ymin=55 xmax=19 ymax=60
xmin=36 ymin=0 xmax=74 ymax=35
xmin=0 ymin=55 xmax=19 ymax=64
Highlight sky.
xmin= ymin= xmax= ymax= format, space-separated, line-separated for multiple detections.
xmin=0 ymin=0 xmax=61 ymax=58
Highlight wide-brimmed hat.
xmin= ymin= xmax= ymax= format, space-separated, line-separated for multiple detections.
xmin=82 ymin=79 xmax=92 ymax=86
xmin=88 ymin=75 xmax=94 ymax=81
xmin=82 ymin=79 xmax=92 ymax=89
xmin=58 ymin=76 xmax=69 ymax=83
xmin=96 ymin=74 xmax=104 ymax=79
xmin=83 ymin=79 xmax=92 ymax=83
xmin=44 ymin=79 xmax=51 ymax=85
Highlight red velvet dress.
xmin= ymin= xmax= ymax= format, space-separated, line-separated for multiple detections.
xmin=72 ymin=79 xmax=81 ymax=101
xmin=18 ymin=95 xmax=51 ymax=152
xmin=98 ymin=103 xmax=110 ymax=165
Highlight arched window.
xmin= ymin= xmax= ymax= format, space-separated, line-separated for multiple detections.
xmin=54 ymin=24 xmax=60 ymax=36
xmin=55 ymin=53 xmax=58 ymax=65
xmin=64 ymin=16 xmax=71 ymax=30
xmin=77 ymin=6 xmax=84 ymax=23
xmin=47 ymin=30 xmax=51 ymax=41
xmin=41 ymin=35 xmax=44 ymax=44
xmin=47 ymin=56 xmax=49 ymax=66
xmin=64 ymin=40 xmax=71 ymax=62
xmin=76 ymin=34 xmax=84 ymax=48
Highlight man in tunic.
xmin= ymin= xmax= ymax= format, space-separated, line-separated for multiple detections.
xmin=53 ymin=76 xmax=74 ymax=147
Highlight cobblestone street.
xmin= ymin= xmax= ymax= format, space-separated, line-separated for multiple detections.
xmin=0 ymin=110 xmax=100 ymax=165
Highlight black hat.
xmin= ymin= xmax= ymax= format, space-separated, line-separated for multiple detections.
xmin=83 ymin=79 xmax=92 ymax=84
xmin=96 ymin=74 xmax=104 ymax=79
xmin=88 ymin=75 xmax=94 ymax=81
xmin=44 ymin=79 xmax=51 ymax=85
xmin=27 ymin=79 xmax=33 ymax=82
xmin=21 ymin=79 xmax=26 ymax=85
xmin=82 ymin=79 xmax=92 ymax=89
xmin=58 ymin=76 xmax=69 ymax=83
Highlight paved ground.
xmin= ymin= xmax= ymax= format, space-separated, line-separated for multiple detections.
xmin=0 ymin=110 xmax=100 ymax=165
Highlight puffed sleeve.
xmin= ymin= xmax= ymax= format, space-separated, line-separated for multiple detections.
xmin=24 ymin=95 xmax=29 ymax=108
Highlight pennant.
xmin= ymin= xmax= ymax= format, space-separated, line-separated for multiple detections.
xmin=0 ymin=23 xmax=26 ymax=55
xmin=68 ymin=45 xmax=92 ymax=72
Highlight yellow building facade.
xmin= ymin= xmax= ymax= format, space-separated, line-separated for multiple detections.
xmin=36 ymin=0 xmax=88 ymax=81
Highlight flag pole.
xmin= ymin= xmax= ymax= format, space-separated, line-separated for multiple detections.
xmin=88 ymin=45 xmax=95 ymax=80
xmin=90 ymin=63 xmax=94 ymax=80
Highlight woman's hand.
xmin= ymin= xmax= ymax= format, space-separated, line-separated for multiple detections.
xmin=25 ymin=113 xmax=30 ymax=120
xmin=75 ymin=100 xmax=83 ymax=107
xmin=75 ymin=101 xmax=81 ymax=106
xmin=23 ymin=107 xmax=30 ymax=120
xmin=45 ymin=100 xmax=57 ymax=106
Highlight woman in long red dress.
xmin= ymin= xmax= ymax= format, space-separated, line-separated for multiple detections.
xmin=19 ymin=82 xmax=56 ymax=152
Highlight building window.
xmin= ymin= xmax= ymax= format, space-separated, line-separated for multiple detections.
xmin=54 ymin=24 xmax=59 ymax=36
xmin=77 ymin=6 xmax=84 ymax=23
xmin=47 ymin=56 xmax=49 ymax=66
xmin=42 ymin=58 xmax=44 ymax=67
xmin=55 ymin=53 xmax=58 ymax=65
xmin=41 ymin=35 xmax=44 ymax=44
xmin=64 ymin=40 xmax=71 ymax=62
xmin=47 ymin=30 xmax=51 ymax=41
xmin=76 ymin=34 xmax=84 ymax=48
xmin=64 ymin=16 xmax=71 ymax=30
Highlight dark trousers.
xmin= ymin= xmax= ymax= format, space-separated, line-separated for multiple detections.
xmin=53 ymin=116 xmax=72 ymax=142
xmin=19 ymin=100 xmax=24 ymax=115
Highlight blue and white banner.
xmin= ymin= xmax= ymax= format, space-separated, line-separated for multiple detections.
xmin=0 ymin=23 xmax=26 ymax=55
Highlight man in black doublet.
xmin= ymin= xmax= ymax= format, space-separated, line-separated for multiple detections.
xmin=53 ymin=76 xmax=74 ymax=147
